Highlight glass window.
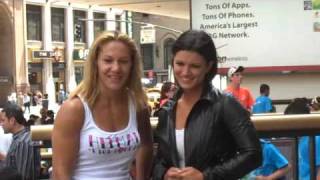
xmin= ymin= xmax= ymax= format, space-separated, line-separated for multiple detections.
xmin=115 ymin=15 xmax=121 ymax=32
xmin=51 ymin=8 xmax=65 ymax=42
xmin=164 ymin=38 xmax=175 ymax=69
xmin=141 ymin=44 xmax=154 ymax=70
xmin=94 ymin=12 xmax=105 ymax=38
xmin=73 ymin=10 xmax=86 ymax=43
xmin=27 ymin=5 xmax=42 ymax=41
xmin=75 ymin=66 xmax=84 ymax=85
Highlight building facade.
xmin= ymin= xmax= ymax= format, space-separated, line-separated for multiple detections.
xmin=0 ymin=0 xmax=129 ymax=107
xmin=131 ymin=12 xmax=189 ymax=83
xmin=2 ymin=0 xmax=319 ymax=110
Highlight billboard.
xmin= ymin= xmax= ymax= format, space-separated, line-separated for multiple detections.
xmin=191 ymin=0 xmax=320 ymax=70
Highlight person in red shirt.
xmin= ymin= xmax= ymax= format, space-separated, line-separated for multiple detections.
xmin=224 ymin=66 xmax=254 ymax=111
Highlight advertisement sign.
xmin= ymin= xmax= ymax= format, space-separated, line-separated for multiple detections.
xmin=140 ymin=25 xmax=156 ymax=44
xmin=191 ymin=0 xmax=320 ymax=69
xmin=31 ymin=48 xmax=64 ymax=62
xmin=0 ymin=76 xmax=11 ymax=83
xmin=32 ymin=50 xmax=55 ymax=59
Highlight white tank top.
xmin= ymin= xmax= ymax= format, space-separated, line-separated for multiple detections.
xmin=175 ymin=129 xmax=185 ymax=168
xmin=72 ymin=94 xmax=140 ymax=180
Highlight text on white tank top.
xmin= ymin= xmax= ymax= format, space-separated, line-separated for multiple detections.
xmin=72 ymin=94 xmax=140 ymax=180
xmin=176 ymin=128 xmax=185 ymax=168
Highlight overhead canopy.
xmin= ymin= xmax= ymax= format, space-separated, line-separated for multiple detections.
xmin=64 ymin=0 xmax=189 ymax=19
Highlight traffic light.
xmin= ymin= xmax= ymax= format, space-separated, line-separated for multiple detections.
xmin=74 ymin=24 xmax=81 ymax=40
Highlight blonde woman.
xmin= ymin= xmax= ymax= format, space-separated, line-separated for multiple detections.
xmin=52 ymin=32 xmax=153 ymax=180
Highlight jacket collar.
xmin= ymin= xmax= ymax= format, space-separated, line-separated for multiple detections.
xmin=164 ymin=83 xmax=221 ymax=109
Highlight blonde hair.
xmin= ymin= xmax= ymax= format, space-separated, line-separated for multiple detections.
xmin=70 ymin=31 xmax=147 ymax=111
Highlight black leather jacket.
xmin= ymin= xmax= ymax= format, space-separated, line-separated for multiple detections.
xmin=153 ymin=85 xmax=262 ymax=180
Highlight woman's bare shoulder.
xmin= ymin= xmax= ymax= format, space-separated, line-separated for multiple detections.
xmin=54 ymin=97 xmax=85 ymax=131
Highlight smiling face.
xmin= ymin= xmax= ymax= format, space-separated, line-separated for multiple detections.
xmin=173 ymin=50 xmax=212 ymax=92
xmin=97 ymin=41 xmax=133 ymax=92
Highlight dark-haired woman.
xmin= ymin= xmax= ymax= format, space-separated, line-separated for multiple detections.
xmin=153 ymin=30 xmax=262 ymax=180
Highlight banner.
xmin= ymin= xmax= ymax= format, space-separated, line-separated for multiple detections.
xmin=191 ymin=0 xmax=320 ymax=68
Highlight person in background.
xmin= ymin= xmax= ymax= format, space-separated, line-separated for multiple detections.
xmin=42 ymin=93 xmax=49 ymax=110
xmin=244 ymin=139 xmax=291 ymax=180
xmin=31 ymin=92 xmax=37 ymax=106
xmin=39 ymin=108 xmax=48 ymax=125
xmin=40 ymin=108 xmax=54 ymax=125
xmin=36 ymin=92 xmax=43 ymax=106
xmin=45 ymin=110 xmax=54 ymax=125
xmin=153 ymin=82 xmax=176 ymax=117
xmin=159 ymin=81 xmax=176 ymax=107
xmin=25 ymin=114 xmax=38 ymax=130
xmin=0 ymin=103 xmax=40 ymax=180
xmin=310 ymin=96 xmax=320 ymax=111
xmin=52 ymin=32 xmax=153 ymax=180
xmin=58 ymin=88 xmax=66 ymax=105
xmin=247 ymin=84 xmax=291 ymax=179
xmin=22 ymin=93 xmax=31 ymax=114
xmin=224 ymin=66 xmax=254 ymax=112
xmin=284 ymin=98 xmax=320 ymax=180
xmin=253 ymin=84 xmax=273 ymax=114
xmin=153 ymin=30 xmax=262 ymax=180
xmin=0 ymin=111 xmax=13 ymax=168
xmin=8 ymin=92 xmax=17 ymax=104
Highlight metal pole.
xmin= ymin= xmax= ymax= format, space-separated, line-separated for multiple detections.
xmin=295 ymin=137 xmax=299 ymax=180
xmin=309 ymin=136 xmax=316 ymax=180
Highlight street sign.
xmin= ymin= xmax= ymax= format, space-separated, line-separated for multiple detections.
xmin=0 ymin=76 xmax=11 ymax=83
xmin=32 ymin=50 xmax=55 ymax=59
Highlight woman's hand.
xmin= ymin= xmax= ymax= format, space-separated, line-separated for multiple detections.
xmin=179 ymin=167 xmax=204 ymax=180
xmin=164 ymin=167 xmax=203 ymax=180
xmin=164 ymin=167 xmax=182 ymax=180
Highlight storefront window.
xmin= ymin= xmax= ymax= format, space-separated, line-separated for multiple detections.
xmin=141 ymin=44 xmax=154 ymax=70
xmin=51 ymin=7 xmax=65 ymax=42
xmin=27 ymin=5 xmax=42 ymax=41
xmin=74 ymin=10 xmax=86 ymax=43
xmin=116 ymin=15 xmax=121 ymax=32
xmin=75 ymin=66 xmax=84 ymax=85
xmin=28 ymin=63 xmax=43 ymax=93
xmin=94 ymin=12 xmax=105 ymax=38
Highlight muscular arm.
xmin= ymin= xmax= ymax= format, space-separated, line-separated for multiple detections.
xmin=52 ymin=98 xmax=84 ymax=180
xmin=135 ymin=107 xmax=153 ymax=180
